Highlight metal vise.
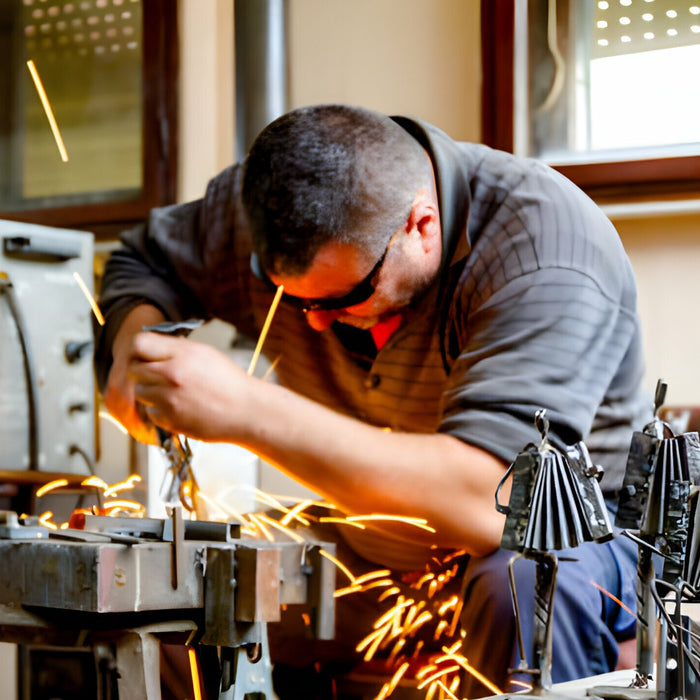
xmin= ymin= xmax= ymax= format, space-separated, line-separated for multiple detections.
xmin=0 ymin=508 xmax=336 ymax=699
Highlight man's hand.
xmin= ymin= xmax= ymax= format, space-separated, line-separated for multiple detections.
xmin=127 ymin=332 xmax=251 ymax=443
xmin=103 ymin=305 xmax=167 ymax=444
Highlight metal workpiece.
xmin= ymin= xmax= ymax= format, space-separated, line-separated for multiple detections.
xmin=0 ymin=510 xmax=46 ymax=539
xmin=0 ymin=508 xmax=337 ymax=699
xmin=0 ymin=537 xmax=206 ymax=613
xmin=82 ymin=512 xmax=242 ymax=542
xmin=0 ymin=509 xmax=336 ymax=620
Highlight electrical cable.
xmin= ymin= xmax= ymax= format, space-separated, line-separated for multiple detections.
xmin=69 ymin=444 xmax=96 ymax=476
xmin=536 ymin=0 xmax=567 ymax=115
xmin=0 ymin=273 xmax=39 ymax=472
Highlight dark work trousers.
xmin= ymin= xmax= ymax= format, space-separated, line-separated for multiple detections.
xmin=270 ymin=532 xmax=639 ymax=700
xmin=458 ymin=535 xmax=638 ymax=696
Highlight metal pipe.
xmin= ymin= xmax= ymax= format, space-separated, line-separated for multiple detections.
xmin=234 ymin=0 xmax=288 ymax=158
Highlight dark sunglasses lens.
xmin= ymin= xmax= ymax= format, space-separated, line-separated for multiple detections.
xmin=250 ymin=245 xmax=384 ymax=312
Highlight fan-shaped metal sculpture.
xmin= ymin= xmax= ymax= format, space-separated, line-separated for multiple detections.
xmin=591 ymin=380 xmax=700 ymax=700
xmin=494 ymin=409 xmax=613 ymax=697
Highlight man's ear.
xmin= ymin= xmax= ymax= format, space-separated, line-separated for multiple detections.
xmin=405 ymin=190 xmax=441 ymax=250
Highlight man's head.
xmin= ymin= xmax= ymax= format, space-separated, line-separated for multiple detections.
xmin=242 ymin=104 xmax=442 ymax=330
xmin=242 ymin=104 xmax=433 ymax=276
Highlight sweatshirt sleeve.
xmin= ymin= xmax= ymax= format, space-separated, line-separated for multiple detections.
xmin=94 ymin=164 xmax=254 ymax=389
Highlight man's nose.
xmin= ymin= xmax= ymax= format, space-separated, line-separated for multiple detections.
xmin=304 ymin=309 xmax=342 ymax=331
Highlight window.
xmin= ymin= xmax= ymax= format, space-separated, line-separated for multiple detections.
xmin=0 ymin=0 xmax=177 ymax=238
xmin=481 ymin=0 xmax=700 ymax=201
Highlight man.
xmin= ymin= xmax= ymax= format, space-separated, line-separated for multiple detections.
xmin=96 ymin=104 xmax=648 ymax=697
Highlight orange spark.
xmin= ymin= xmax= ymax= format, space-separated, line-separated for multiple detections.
xmin=102 ymin=500 xmax=145 ymax=515
xmin=187 ymin=647 xmax=202 ymax=700
xmin=254 ymin=513 xmax=307 ymax=543
xmin=411 ymin=640 xmax=425 ymax=660
xmin=377 ymin=661 xmax=410 ymax=700
xmin=441 ymin=654 xmax=503 ymax=696
xmin=319 ymin=516 xmax=366 ymax=529
xmin=590 ymin=579 xmax=635 ymax=617
xmin=318 ymin=547 xmax=356 ymax=584
xmin=401 ymin=601 xmax=426 ymax=633
xmin=433 ymin=620 xmax=449 ymax=640
xmin=36 ymin=479 xmax=69 ymax=497
xmin=248 ymin=284 xmax=284 ymax=376
xmin=261 ymin=354 xmax=282 ymax=382
xmin=378 ymin=586 xmax=402 ymax=602
xmin=73 ymin=272 xmax=105 ymax=326
xmin=82 ymin=476 xmax=109 ymax=490
xmin=38 ymin=511 xmax=58 ymax=530
xmin=372 ymin=597 xmax=412 ymax=631
xmin=251 ymin=489 xmax=291 ymax=511
xmin=246 ymin=513 xmax=275 ymax=542
xmin=26 ymin=59 xmax=69 ymax=162
xmin=356 ymin=569 xmax=392 ymax=584
xmin=195 ymin=488 xmax=248 ymax=525
xmin=510 ymin=679 xmax=534 ymax=690
xmin=438 ymin=595 xmax=459 ymax=616
xmin=279 ymin=499 xmax=313 ymax=527
xmin=404 ymin=611 xmax=433 ymax=637
xmin=104 ymin=475 xmax=142 ymax=498
xmin=335 ymin=578 xmax=394 ymax=599
xmin=346 ymin=514 xmax=436 ymax=533
xmin=386 ymin=637 xmax=407 ymax=665
xmin=333 ymin=584 xmax=364 ymax=598
xmin=416 ymin=572 xmax=435 ymax=588
xmin=416 ymin=664 xmax=461 ymax=688
xmin=357 ymin=624 xmax=391 ymax=661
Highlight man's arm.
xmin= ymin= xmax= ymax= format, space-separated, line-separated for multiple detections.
xmin=124 ymin=331 xmax=509 ymax=556
xmin=102 ymin=304 xmax=168 ymax=444
xmin=95 ymin=164 xmax=253 ymax=391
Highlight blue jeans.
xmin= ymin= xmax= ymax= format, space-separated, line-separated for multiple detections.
xmin=459 ymin=534 xmax=638 ymax=697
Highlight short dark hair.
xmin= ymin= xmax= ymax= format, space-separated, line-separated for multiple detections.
xmin=241 ymin=104 xmax=431 ymax=276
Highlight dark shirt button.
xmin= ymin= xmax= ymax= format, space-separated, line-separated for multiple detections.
xmin=365 ymin=374 xmax=381 ymax=389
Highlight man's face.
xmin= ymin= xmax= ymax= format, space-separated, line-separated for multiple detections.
xmin=263 ymin=186 xmax=443 ymax=331
xmin=267 ymin=223 xmax=439 ymax=332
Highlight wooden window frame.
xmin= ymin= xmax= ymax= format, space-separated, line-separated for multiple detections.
xmin=481 ymin=0 xmax=700 ymax=203
xmin=1 ymin=0 xmax=179 ymax=240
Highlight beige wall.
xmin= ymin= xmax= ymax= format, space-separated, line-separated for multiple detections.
xmin=615 ymin=210 xmax=700 ymax=406
xmin=176 ymin=0 xmax=481 ymax=195
xmin=178 ymin=0 xmax=235 ymax=203
xmin=178 ymin=0 xmax=700 ymax=408
xmin=286 ymin=0 xmax=481 ymax=142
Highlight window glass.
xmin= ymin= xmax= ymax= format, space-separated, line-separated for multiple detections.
xmin=523 ymin=0 xmax=700 ymax=164
xmin=0 ymin=0 xmax=143 ymax=212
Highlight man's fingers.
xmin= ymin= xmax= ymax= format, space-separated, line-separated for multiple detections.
xmin=133 ymin=381 xmax=169 ymax=405
xmin=128 ymin=359 xmax=173 ymax=385
xmin=131 ymin=331 xmax=183 ymax=361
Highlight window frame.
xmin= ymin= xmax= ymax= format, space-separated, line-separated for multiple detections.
xmin=481 ymin=0 xmax=700 ymax=203
xmin=0 ymin=0 xmax=178 ymax=240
